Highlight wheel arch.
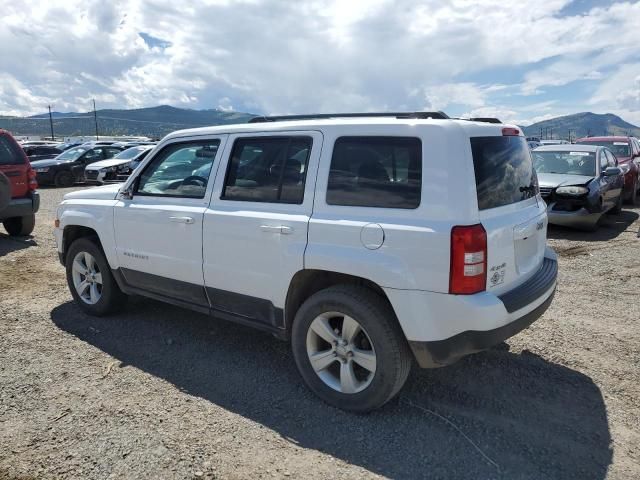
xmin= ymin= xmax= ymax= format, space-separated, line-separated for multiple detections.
xmin=62 ymin=225 xmax=103 ymax=264
xmin=284 ymin=269 xmax=395 ymax=333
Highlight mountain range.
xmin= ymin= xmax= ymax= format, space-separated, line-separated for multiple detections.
xmin=0 ymin=105 xmax=255 ymax=139
xmin=0 ymin=106 xmax=638 ymax=141
xmin=521 ymin=112 xmax=640 ymax=140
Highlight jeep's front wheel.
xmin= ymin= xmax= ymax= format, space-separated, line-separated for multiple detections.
xmin=291 ymin=285 xmax=412 ymax=412
xmin=65 ymin=238 xmax=127 ymax=316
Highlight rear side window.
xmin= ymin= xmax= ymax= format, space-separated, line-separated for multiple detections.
xmin=471 ymin=136 xmax=536 ymax=210
xmin=222 ymin=136 xmax=312 ymax=204
xmin=0 ymin=135 xmax=25 ymax=165
xmin=327 ymin=136 xmax=422 ymax=209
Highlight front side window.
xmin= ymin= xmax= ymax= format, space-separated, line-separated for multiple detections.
xmin=327 ymin=136 xmax=422 ymax=209
xmin=605 ymin=150 xmax=617 ymax=168
xmin=137 ymin=140 xmax=220 ymax=198
xmin=222 ymin=136 xmax=311 ymax=204
xmin=82 ymin=148 xmax=103 ymax=163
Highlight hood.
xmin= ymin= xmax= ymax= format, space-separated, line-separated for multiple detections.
xmin=63 ymin=183 xmax=122 ymax=201
xmin=30 ymin=158 xmax=74 ymax=168
xmin=85 ymin=158 xmax=131 ymax=170
xmin=537 ymin=173 xmax=594 ymax=188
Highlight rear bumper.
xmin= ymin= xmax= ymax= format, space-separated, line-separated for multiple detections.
xmin=385 ymin=249 xmax=558 ymax=368
xmin=409 ymin=288 xmax=555 ymax=368
xmin=0 ymin=192 xmax=40 ymax=220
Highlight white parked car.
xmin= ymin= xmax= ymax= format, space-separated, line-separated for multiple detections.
xmin=84 ymin=145 xmax=154 ymax=184
xmin=54 ymin=112 xmax=557 ymax=412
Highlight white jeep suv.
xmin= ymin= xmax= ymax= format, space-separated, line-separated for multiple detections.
xmin=54 ymin=112 xmax=557 ymax=412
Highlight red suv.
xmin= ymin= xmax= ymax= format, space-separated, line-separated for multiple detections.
xmin=576 ymin=136 xmax=640 ymax=204
xmin=0 ymin=130 xmax=39 ymax=236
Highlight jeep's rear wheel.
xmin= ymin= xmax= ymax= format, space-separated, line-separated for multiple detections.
xmin=66 ymin=238 xmax=127 ymax=316
xmin=3 ymin=214 xmax=35 ymax=236
xmin=292 ymin=285 xmax=412 ymax=412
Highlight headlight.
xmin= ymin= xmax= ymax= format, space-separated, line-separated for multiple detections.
xmin=34 ymin=167 xmax=49 ymax=173
xmin=619 ymin=164 xmax=630 ymax=174
xmin=101 ymin=166 xmax=117 ymax=172
xmin=556 ymin=186 xmax=588 ymax=196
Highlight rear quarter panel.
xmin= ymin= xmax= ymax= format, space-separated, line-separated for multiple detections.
xmin=306 ymin=122 xmax=480 ymax=292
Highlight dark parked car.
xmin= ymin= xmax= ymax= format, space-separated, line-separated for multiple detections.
xmin=576 ymin=136 xmax=640 ymax=204
xmin=0 ymin=130 xmax=39 ymax=236
xmin=23 ymin=145 xmax=62 ymax=162
xmin=30 ymin=145 xmax=125 ymax=187
xmin=533 ymin=144 xmax=624 ymax=230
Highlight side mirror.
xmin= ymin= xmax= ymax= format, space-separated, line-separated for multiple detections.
xmin=603 ymin=167 xmax=622 ymax=177
xmin=119 ymin=176 xmax=140 ymax=199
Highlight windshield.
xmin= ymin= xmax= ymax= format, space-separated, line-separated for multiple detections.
xmin=533 ymin=151 xmax=596 ymax=176
xmin=56 ymin=146 xmax=88 ymax=160
xmin=115 ymin=147 xmax=147 ymax=160
xmin=576 ymin=140 xmax=630 ymax=157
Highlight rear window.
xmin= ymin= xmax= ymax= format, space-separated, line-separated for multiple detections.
xmin=327 ymin=136 xmax=422 ymax=209
xmin=576 ymin=140 xmax=630 ymax=157
xmin=471 ymin=136 xmax=536 ymax=210
xmin=0 ymin=135 xmax=25 ymax=165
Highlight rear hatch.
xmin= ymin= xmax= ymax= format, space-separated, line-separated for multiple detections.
xmin=471 ymin=131 xmax=547 ymax=296
xmin=0 ymin=132 xmax=30 ymax=198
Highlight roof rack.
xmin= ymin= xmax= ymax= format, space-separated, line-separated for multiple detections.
xmin=468 ymin=117 xmax=502 ymax=124
xmin=248 ymin=111 xmax=450 ymax=123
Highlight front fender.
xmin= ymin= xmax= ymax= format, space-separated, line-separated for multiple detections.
xmin=57 ymin=200 xmax=119 ymax=268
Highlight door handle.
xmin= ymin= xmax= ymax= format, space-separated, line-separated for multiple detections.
xmin=260 ymin=225 xmax=293 ymax=234
xmin=169 ymin=216 xmax=195 ymax=224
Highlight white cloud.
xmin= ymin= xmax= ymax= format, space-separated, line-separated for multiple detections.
xmin=0 ymin=0 xmax=639 ymax=128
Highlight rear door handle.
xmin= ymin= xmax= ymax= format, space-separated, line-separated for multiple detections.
xmin=260 ymin=225 xmax=293 ymax=234
xmin=169 ymin=216 xmax=195 ymax=224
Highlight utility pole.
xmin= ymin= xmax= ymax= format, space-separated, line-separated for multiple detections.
xmin=48 ymin=105 xmax=55 ymax=141
xmin=93 ymin=98 xmax=99 ymax=140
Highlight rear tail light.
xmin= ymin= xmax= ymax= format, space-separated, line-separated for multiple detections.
xmin=449 ymin=224 xmax=487 ymax=294
xmin=502 ymin=127 xmax=521 ymax=136
xmin=27 ymin=166 xmax=38 ymax=191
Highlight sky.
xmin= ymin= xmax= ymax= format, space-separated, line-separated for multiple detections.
xmin=1 ymin=0 xmax=640 ymax=126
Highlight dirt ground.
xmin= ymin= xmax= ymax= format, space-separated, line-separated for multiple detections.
xmin=1 ymin=186 xmax=639 ymax=480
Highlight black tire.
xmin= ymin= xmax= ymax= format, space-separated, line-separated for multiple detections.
xmin=0 ymin=171 xmax=10 ymax=211
xmin=54 ymin=170 xmax=74 ymax=188
xmin=630 ymin=181 xmax=638 ymax=206
xmin=65 ymin=237 xmax=127 ymax=316
xmin=3 ymin=214 xmax=35 ymax=236
xmin=291 ymin=285 xmax=412 ymax=412
xmin=610 ymin=192 xmax=623 ymax=214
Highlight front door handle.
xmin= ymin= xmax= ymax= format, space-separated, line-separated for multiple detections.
xmin=169 ymin=216 xmax=195 ymax=224
xmin=260 ymin=225 xmax=293 ymax=234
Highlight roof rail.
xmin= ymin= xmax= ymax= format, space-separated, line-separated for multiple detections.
xmin=468 ymin=117 xmax=502 ymax=124
xmin=248 ymin=111 xmax=450 ymax=123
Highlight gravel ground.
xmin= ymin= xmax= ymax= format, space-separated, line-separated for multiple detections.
xmin=1 ymin=186 xmax=639 ymax=480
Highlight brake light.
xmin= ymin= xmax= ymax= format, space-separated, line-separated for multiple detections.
xmin=27 ymin=166 xmax=38 ymax=191
xmin=502 ymin=127 xmax=520 ymax=136
xmin=449 ymin=224 xmax=487 ymax=294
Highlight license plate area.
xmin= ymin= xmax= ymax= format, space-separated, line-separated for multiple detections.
xmin=513 ymin=213 xmax=546 ymax=275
